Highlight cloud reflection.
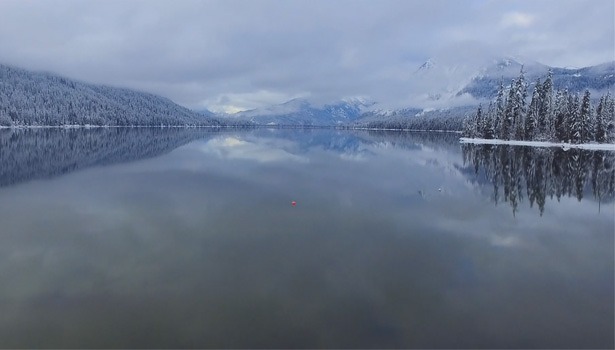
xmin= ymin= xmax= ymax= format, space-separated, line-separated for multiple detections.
xmin=0 ymin=129 xmax=612 ymax=348
xmin=197 ymin=136 xmax=309 ymax=163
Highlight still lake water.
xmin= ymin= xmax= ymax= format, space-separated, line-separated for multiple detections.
xmin=0 ymin=128 xmax=613 ymax=348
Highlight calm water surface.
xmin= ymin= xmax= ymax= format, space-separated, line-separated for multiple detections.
xmin=0 ymin=128 xmax=613 ymax=348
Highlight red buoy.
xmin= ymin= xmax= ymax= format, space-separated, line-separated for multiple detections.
xmin=291 ymin=201 xmax=297 ymax=207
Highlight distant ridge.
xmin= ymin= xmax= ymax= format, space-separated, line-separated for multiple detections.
xmin=0 ymin=64 xmax=219 ymax=127
xmin=3 ymin=58 xmax=612 ymax=129
xmin=459 ymin=59 xmax=615 ymax=99
xmin=215 ymin=97 xmax=375 ymax=126
xmin=208 ymin=59 xmax=614 ymax=127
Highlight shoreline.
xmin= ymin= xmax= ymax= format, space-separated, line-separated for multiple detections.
xmin=460 ymin=137 xmax=615 ymax=151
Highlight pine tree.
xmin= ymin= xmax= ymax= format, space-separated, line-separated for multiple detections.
xmin=0 ymin=110 xmax=11 ymax=127
xmin=512 ymin=67 xmax=527 ymax=140
xmin=501 ymin=79 xmax=516 ymax=140
xmin=553 ymin=90 xmax=569 ymax=142
xmin=494 ymin=80 xmax=505 ymax=138
xmin=475 ymin=104 xmax=484 ymax=138
xmin=569 ymin=93 xmax=582 ymax=143
xmin=483 ymin=102 xmax=495 ymax=139
xmin=525 ymin=81 xmax=540 ymax=141
xmin=579 ymin=90 xmax=592 ymax=143
xmin=538 ymin=70 xmax=554 ymax=140
xmin=605 ymin=93 xmax=615 ymax=142
xmin=594 ymin=96 xmax=607 ymax=142
xmin=462 ymin=112 xmax=476 ymax=138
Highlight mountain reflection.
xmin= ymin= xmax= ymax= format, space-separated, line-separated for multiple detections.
xmin=0 ymin=128 xmax=459 ymax=188
xmin=462 ymin=144 xmax=615 ymax=215
xmin=0 ymin=127 xmax=220 ymax=187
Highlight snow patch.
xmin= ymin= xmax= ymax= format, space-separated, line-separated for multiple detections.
xmin=460 ymin=138 xmax=615 ymax=151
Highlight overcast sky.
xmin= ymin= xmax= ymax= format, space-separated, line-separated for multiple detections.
xmin=0 ymin=0 xmax=613 ymax=112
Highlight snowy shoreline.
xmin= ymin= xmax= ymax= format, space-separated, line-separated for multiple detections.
xmin=459 ymin=137 xmax=615 ymax=151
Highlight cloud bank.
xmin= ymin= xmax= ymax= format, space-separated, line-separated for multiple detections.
xmin=0 ymin=0 xmax=612 ymax=111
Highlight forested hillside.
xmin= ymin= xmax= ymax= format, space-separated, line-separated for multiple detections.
xmin=357 ymin=106 xmax=475 ymax=132
xmin=463 ymin=70 xmax=615 ymax=143
xmin=0 ymin=64 xmax=219 ymax=127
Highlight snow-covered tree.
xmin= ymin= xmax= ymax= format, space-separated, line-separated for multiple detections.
xmin=463 ymin=105 xmax=483 ymax=138
xmin=538 ymin=70 xmax=554 ymax=140
xmin=578 ymin=90 xmax=592 ymax=143
xmin=568 ymin=93 xmax=582 ymax=143
xmin=553 ymin=90 xmax=569 ymax=142
xmin=594 ymin=96 xmax=607 ymax=142
xmin=482 ymin=102 xmax=495 ymax=139
xmin=512 ymin=68 xmax=528 ymax=140
xmin=466 ymin=67 xmax=614 ymax=144
xmin=604 ymin=92 xmax=615 ymax=142
xmin=500 ymin=79 xmax=516 ymax=140
xmin=525 ymin=81 xmax=540 ymax=141
xmin=0 ymin=110 xmax=11 ymax=126
xmin=494 ymin=80 xmax=505 ymax=136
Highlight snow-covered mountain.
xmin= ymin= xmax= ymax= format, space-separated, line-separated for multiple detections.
xmin=355 ymin=58 xmax=614 ymax=132
xmin=205 ymin=58 xmax=612 ymax=128
xmin=216 ymin=97 xmax=375 ymax=126
xmin=3 ymin=57 xmax=611 ymax=129
xmin=0 ymin=64 xmax=219 ymax=127
xmin=411 ymin=57 xmax=614 ymax=105
xmin=458 ymin=59 xmax=614 ymax=100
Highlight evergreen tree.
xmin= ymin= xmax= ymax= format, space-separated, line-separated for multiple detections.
xmin=579 ymin=90 xmax=592 ymax=143
xmin=538 ymin=70 xmax=554 ymax=140
xmin=568 ymin=93 xmax=582 ymax=143
xmin=501 ymin=79 xmax=516 ymax=140
xmin=553 ymin=90 xmax=569 ymax=142
xmin=605 ymin=93 xmax=615 ymax=142
xmin=483 ymin=102 xmax=495 ymax=139
xmin=462 ymin=110 xmax=477 ymax=138
xmin=475 ymin=104 xmax=484 ymax=138
xmin=512 ymin=68 xmax=527 ymax=140
xmin=525 ymin=81 xmax=540 ymax=141
xmin=594 ymin=96 xmax=607 ymax=143
xmin=494 ymin=80 xmax=505 ymax=137
xmin=0 ymin=110 xmax=11 ymax=127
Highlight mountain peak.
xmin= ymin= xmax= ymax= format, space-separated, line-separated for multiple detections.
xmin=417 ymin=58 xmax=435 ymax=72
xmin=495 ymin=57 xmax=519 ymax=69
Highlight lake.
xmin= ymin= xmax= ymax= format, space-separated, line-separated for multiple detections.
xmin=0 ymin=128 xmax=613 ymax=348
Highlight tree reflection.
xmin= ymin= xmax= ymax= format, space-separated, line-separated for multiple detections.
xmin=462 ymin=144 xmax=615 ymax=215
xmin=0 ymin=128 xmax=220 ymax=187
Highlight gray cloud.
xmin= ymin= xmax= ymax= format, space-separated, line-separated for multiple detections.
xmin=0 ymin=0 xmax=612 ymax=111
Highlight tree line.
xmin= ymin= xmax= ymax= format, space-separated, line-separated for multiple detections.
xmin=463 ymin=69 xmax=615 ymax=143
xmin=359 ymin=107 xmax=471 ymax=131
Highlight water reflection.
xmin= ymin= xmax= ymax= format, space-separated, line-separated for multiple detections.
xmin=0 ymin=127 xmax=220 ymax=187
xmin=0 ymin=128 xmax=462 ymax=189
xmin=0 ymin=129 xmax=612 ymax=348
xmin=462 ymin=144 xmax=615 ymax=215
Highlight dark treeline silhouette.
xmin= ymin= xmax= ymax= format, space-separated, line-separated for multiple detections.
xmin=462 ymin=144 xmax=615 ymax=215
xmin=463 ymin=69 xmax=615 ymax=143
xmin=0 ymin=127 xmax=222 ymax=187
